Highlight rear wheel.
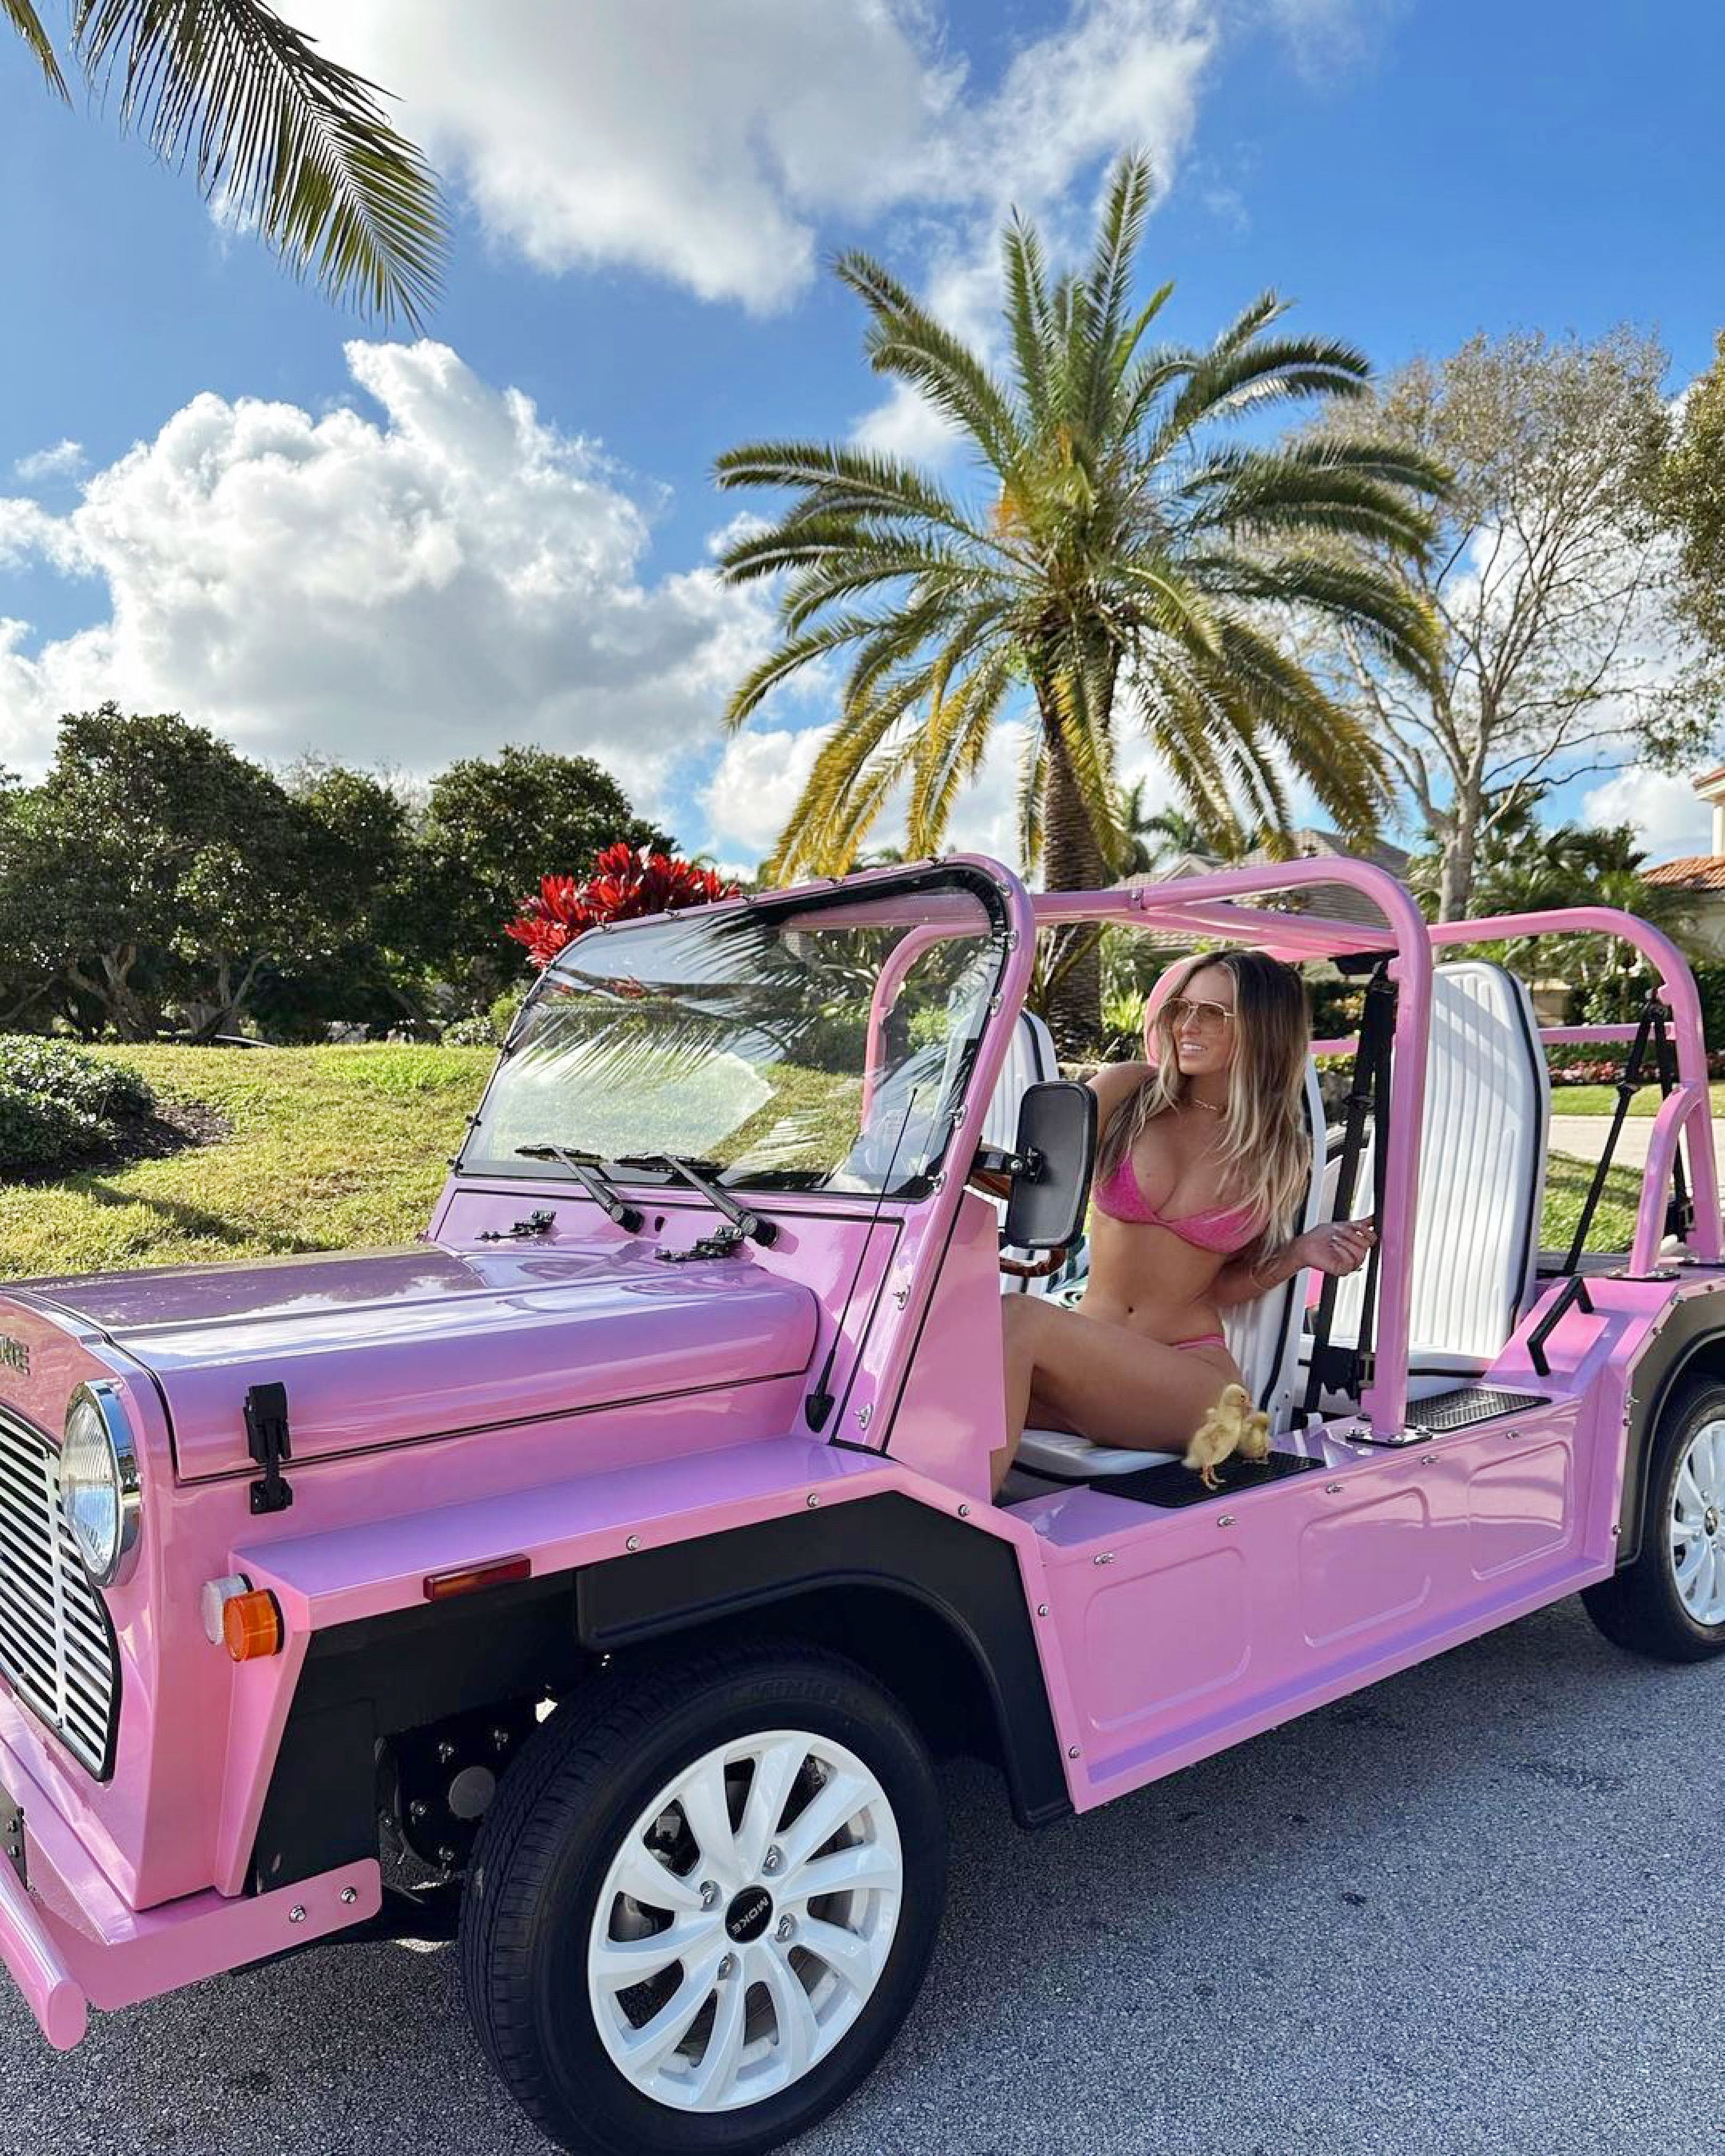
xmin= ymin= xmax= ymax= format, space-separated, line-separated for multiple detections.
xmin=460 ymin=1640 xmax=946 ymax=2155
xmin=1583 ymin=1376 xmax=1725 ymax=1662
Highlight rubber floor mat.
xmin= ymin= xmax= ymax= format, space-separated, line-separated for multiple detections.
xmin=1097 ymin=1448 xmax=1324 ymax=1509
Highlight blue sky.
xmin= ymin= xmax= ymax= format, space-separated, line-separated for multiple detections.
xmin=3 ymin=0 xmax=1723 ymax=870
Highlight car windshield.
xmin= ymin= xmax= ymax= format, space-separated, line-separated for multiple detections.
xmin=461 ymin=867 xmax=1013 ymax=1198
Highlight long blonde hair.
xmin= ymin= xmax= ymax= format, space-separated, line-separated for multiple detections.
xmin=1097 ymin=948 xmax=1311 ymax=1248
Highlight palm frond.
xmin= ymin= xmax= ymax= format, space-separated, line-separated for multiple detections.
xmin=836 ymin=251 xmax=1025 ymax=478
xmin=7 ymin=0 xmax=68 ymax=94
xmin=713 ymin=438 xmax=990 ymax=545
xmin=908 ymin=653 xmax=1011 ymax=858
xmin=1015 ymin=729 xmax=1046 ymax=874
xmin=1087 ymin=152 xmax=1156 ymax=349
xmin=72 ymin=0 xmax=444 ymax=325
xmin=722 ymin=614 xmax=885 ymax=728
xmin=1003 ymin=213 xmax=1055 ymax=418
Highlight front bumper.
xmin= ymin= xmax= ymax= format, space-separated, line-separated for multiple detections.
xmin=0 ymin=1720 xmax=379 ymax=2051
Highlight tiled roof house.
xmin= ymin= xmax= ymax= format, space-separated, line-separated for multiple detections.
xmin=1642 ymin=766 xmax=1725 ymax=956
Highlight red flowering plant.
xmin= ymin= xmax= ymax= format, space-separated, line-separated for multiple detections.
xmin=505 ymin=842 xmax=739 ymax=970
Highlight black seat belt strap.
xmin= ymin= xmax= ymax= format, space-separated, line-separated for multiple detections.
xmin=1302 ymin=963 xmax=1396 ymax=1417
xmin=1560 ymin=994 xmax=1660 ymax=1275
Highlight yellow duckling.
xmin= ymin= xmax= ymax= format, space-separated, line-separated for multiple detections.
xmin=1184 ymin=1383 xmax=1270 ymax=1491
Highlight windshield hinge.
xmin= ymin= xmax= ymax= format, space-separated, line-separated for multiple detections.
xmin=478 ymin=1209 xmax=557 ymax=1242
xmin=245 ymin=1381 xmax=294 ymax=1515
xmin=655 ymin=1225 xmax=747 ymax=1264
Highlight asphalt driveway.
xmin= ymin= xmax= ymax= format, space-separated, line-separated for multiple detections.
xmin=4 ymin=1592 xmax=1719 ymax=2155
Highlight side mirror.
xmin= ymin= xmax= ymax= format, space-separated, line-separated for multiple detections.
xmin=1002 ymin=1081 xmax=1097 ymax=1250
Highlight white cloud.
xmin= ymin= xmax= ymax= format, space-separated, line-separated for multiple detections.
xmin=12 ymin=439 xmax=84 ymax=484
xmin=292 ymin=1 xmax=952 ymax=314
xmin=0 ymin=341 xmax=782 ymax=793
xmin=702 ymin=723 xmax=831 ymax=858
xmin=291 ymin=1 xmax=1217 ymax=319
xmin=1582 ymin=767 xmax=1713 ymax=862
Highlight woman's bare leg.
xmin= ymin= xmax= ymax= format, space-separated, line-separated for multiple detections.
xmin=995 ymin=1296 xmax=1241 ymax=1492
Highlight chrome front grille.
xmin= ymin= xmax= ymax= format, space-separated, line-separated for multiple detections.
xmin=0 ymin=1404 xmax=119 ymax=1776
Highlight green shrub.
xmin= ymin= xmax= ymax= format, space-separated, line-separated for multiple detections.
xmin=489 ymin=988 xmax=527 ymax=1042
xmin=0 ymin=1082 xmax=105 ymax=1171
xmin=441 ymin=1014 xmax=499 ymax=1048
xmin=0 ymin=1037 xmax=154 ymax=1122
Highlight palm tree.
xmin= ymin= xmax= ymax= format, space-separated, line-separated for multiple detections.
xmin=7 ymin=2 xmax=442 ymax=324
xmin=1116 ymin=787 xmax=1230 ymax=877
xmin=714 ymin=153 xmax=1443 ymax=1043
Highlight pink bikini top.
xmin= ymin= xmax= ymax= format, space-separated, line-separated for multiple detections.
xmin=1092 ymin=1147 xmax=1264 ymax=1253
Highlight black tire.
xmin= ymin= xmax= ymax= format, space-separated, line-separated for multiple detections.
xmin=459 ymin=1638 xmax=946 ymax=2156
xmin=1583 ymin=1375 xmax=1725 ymax=1663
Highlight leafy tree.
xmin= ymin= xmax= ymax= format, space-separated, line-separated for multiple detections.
xmin=413 ymin=745 xmax=672 ymax=1007
xmin=1313 ymin=328 xmax=1720 ymax=921
xmin=0 ymin=705 xmax=334 ymax=1038
xmin=714 ymin=151 xmax=1442 ymax=1043
xmin=250 ymin=759 xmax=422 ymax=1036
xmin=7 ymin=1 xmax=442 ymax=322
xmin=1657 ymin=328 xmax=1725 ymax=659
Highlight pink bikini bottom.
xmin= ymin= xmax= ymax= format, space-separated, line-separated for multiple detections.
xmin=1173 ymin=1332 xmax=1226 ymax=1353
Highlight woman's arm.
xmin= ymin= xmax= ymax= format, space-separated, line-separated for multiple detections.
xmin=1212 ymin=1219 xmax=1376 ymax=1307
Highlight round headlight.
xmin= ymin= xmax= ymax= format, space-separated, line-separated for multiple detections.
xmin=62 ymin=1384 xmax=142 ymax=1589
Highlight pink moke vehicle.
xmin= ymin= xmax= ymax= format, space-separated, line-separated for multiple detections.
xmin=2 ymin=851 xmax=1723 ymax=2154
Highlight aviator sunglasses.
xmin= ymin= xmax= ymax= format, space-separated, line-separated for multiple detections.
xmin=1163 ymin=995 xmax=1237 ymax=1032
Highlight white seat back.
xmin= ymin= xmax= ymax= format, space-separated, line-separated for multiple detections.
xmin=1330 ymin=959 xmax=1548 ymax=1368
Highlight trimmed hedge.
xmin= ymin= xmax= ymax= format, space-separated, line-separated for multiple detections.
xmin=0 ymin=1037 xmax=154 ymax=1172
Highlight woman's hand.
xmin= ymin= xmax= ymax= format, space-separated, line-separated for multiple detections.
xmin=1297 ymin=1218 xmax=1376 ymax=1277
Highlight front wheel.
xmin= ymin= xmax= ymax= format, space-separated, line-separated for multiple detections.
xmin=460 ymin=1640 xmax=946 ymax=2155
xmin=1583 ymin=1375 xmax=1725 ymax=1662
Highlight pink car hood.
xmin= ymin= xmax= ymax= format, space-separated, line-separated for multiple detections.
xmin=14 ymin=1243 xmax=820 ymax=1482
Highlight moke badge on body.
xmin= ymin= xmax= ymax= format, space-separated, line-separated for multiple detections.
xmin=0 ymin=1337 xmax=29 ymax=1378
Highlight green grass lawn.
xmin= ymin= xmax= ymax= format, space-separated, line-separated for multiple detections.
xmin=1549 ymin=1081 xmax=1725 ymax=1116
xmin=0 ymin=1044 xmax=492 ymax=1280
xmin=1540 ymin=1148 xmax=1644 ymax=1254
xmin=0 ymin=1044 xmax=1661 ymax=1283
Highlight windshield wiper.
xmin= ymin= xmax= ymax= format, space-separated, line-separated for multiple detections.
xmin=515 ymin=1145 xmax=644 ymax=1232
xmin=614 ymin=1154 xmax=778 ymax=1247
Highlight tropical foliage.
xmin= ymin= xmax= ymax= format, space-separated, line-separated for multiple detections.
xmin=715 ymin=152 xmax=1443 ymax=1039
xmin=1410 ymin=800 xmax=1695 ymax=1020
xmin=505 ymin=846 xmax=740 ymax=971
xmin=7 ymin=1 xmax=443 ymax=322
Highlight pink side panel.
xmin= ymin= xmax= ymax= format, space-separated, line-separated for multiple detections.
xmin=881 ymin=1192 xmax=1005 ymax=1499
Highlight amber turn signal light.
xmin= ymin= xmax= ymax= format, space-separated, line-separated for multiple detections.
xmin=222 ymin=1587 xmax=283 ymax=1661
xmin=423 ymin=1554 xmax=532 ymax=1601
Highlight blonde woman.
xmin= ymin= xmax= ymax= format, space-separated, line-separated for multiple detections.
xmin=992 ymin=950 xmax=1375 ymax=1493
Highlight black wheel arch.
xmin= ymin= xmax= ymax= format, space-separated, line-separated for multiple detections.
xmin=247 ymin=1492 xmax=1069 ymax=1891
xmin=573 ymin=1492 xmax=1070 ymax=1831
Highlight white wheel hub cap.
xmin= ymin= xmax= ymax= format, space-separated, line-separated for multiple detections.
xmin=1671 ymin=1418 xmax=1725 ymax=1626
xmin=588 ymin=1728 xmax=903 ymax=2112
